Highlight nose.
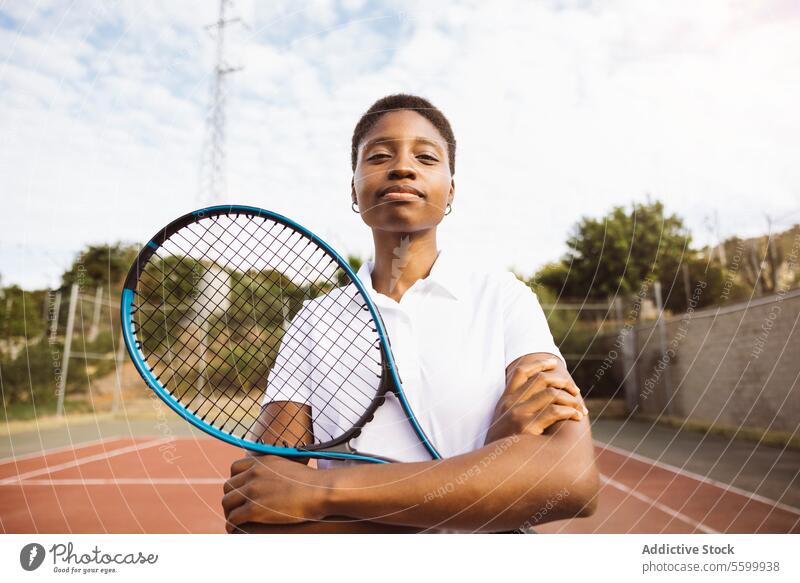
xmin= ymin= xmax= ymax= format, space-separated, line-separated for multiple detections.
xmin=387 ymin=149 xmax=417 ymax=180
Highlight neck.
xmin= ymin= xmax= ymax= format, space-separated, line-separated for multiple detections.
xmin=369 ymin=229 xmax=439 ymax=302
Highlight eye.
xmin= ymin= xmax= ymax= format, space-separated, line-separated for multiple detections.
xmin=368 ymin=153 xmax=390 ymax=161
xmin=418 ymin=154 xmax=438 ymax=162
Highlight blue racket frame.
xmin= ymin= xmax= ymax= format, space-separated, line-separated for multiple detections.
xmin=120 ymin=204 xmax=441 ymax=464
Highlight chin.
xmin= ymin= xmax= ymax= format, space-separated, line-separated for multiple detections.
xmin=368 ymin=204 xmax=439 ymax=232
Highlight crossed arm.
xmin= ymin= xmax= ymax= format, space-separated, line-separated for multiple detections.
xmin=222 ymin=353 xmax=600 ymax=533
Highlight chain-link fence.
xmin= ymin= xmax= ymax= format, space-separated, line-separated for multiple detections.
xmin=0 ymin=284 xmax=126 ymax=418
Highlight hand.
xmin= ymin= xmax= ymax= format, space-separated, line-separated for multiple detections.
xmin=222 ymin=455 xmax=328 ymax=533
xmin=485 ymin=356 xmax=588 ymax=442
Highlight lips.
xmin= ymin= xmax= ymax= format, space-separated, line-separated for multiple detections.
xmin=379 ymin=185 xmax=425 ymax=199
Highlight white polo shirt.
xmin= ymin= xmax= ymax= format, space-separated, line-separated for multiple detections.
xmin=265 ymin=249 xmax=564 ymax=467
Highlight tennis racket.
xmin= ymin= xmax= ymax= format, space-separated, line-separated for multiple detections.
xmin=120 ymin=204 xmax=440 ymax=464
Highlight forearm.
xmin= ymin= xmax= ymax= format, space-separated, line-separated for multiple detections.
xmin=234 ymin=519 xmax=426 ymax=534
xmin=320 ymin=418 xmax=599 ymax=532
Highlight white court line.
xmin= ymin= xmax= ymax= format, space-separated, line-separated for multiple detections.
xmin=600 ymin=473 xmax=719 ymax=534
xmin=0 ymin=437 xmax=175 ymax=486
xmin=0 ymin=436 xmax=125 ymax=465
xmin=595 ymin=440 xmax=800 ymax=516
xmin=7 ymin=478 xmax=224 ymax=486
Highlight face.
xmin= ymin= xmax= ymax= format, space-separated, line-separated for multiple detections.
xmin=352 ymin=110 xmax=454 ymax=233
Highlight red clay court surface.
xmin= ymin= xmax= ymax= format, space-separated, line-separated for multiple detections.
xmin=1 ymin=435 xmax=798 ymax=534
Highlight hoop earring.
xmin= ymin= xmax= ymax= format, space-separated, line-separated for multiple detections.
xmin=444 ymin=203 xmax=452 ymax=216
xmin=351 ymin=201 xmax=360 ymax=214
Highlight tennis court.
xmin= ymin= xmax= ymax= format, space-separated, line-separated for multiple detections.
xmin=2 ymin=415 xmax=798 ymax=534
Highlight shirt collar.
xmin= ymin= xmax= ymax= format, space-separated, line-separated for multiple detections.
xmin=355 ymin=249 xmax=463 ymax=301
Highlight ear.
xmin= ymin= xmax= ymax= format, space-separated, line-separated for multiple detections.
xmin=448 ymin=177 xmax=455 ymax=206
xmin=351 ymin=177 xmax=357 ymax=204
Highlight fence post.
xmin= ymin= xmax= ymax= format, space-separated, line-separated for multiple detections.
xmin=56 ymin=283 xmax=79 ymax=417
xmin=49 ymin=291 xmax=62 ymax=340
xmin=653 ymin=281 xmax=673 ymax=416
xmin=88 ymin=286 xmax=103 ymax=342
xmin=681 ymin=264 xmax=691 ymax=310
xmin=613 ymin=296 xmax=623 ymax=325
xmin=615 ymin=297 xmax=638 ymax=414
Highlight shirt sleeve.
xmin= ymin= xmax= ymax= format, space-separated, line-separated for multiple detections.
xmin=262 ymin=304 xmax=315 ymax=407
xmin=501 ymin=272 xmax=565 ymax=368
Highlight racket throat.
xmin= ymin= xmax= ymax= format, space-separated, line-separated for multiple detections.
xmin=302 ymin=441 xmax=356 ymax=455
xmin=299 ymin=372 xmax=395 ymax=457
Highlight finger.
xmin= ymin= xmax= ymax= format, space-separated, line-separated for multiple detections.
xmin=222 ymin=469 xmax=254 ymax=494
xmin=537 ymin=371 xmax=581 ymax=397
xmin=507 ymin=394 xmax=583 ymax=432
xmin=504 ymin=371 xmax=564 ymax=409
xmin=499 ymin=393 xmax=584 ymax=435
xmin=230 ymin=457 xmax=257 ymax=477
xmin=227 ymin=523 xmax=248 ymax=534
xmin=528 ymin=404 xmax=585 ymax=433
xmin=515 ymin=403 xmax=581 ymax=435
xmin=221 ymin=487 xmax=248 ymax=515
xmin=506 ymin=359 xmax=559 ymax=392
xmin=522 ymin=387 xmax=587 ymax=416
xmin=223 ymin=469 xmax=251 ymax=494
xmin=540 ymin=404 xmax=585 ymax=423
xmin=507 ymin=358 xmax=559 ymax=385
xmin=504 ymin=372 xmax=571 ymax=407
xmin=226 ymin=504 xmax=252 ymax=533
xmin=524 ymin=371 xmax=581 ymax=398
xmin=577 ymin=393 xmax=588 ymax=413
xmin=543 ymin=383 xmax=586 ymax=414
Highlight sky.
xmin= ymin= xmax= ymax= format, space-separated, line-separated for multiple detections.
xmin=1 ymin=0 xmax=799 ymax=289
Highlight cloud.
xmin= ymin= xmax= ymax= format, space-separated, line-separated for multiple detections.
xmin=1 ymin=0 xmax=799 ymax=289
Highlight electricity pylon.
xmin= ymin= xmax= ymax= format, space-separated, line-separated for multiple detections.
xmin=199 ymin=0 xmax=243 ymax=203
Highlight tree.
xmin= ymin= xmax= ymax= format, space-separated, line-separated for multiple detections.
xmin=61 ymin=243 xmax=140 ymax=292
xmin=336 ymin=255 xmax=365 ymax=287
xmin=0 ymin=285 xmax=46 ymax=338
xmin=533 ymin=200 xmax=726 ymax=312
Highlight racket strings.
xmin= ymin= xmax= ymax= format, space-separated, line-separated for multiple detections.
xmin=165 ymin=224 xmax=384 ymax=416
xmin=134 ymin=217 xmax=304 ymax=400
xmin=134 ymin=217 xmax=293 ymax=322
xmin=266 ymin=289 xmax=381 ymax=395
xmin=131 ymin=212 xmax=385 ymax=447
xmin=138 ymin=257 xmax=381 ymax=441
xmin=195 ymin=216 xmax=386 ymax=423
xmin=244 ymin=284 xmax=384 ymax=442
xmin=252 ymin=294 xmax=384 ymax=445
xmin=264 ymin=309 xmax=382 ymax=442
xmin=134 ymin=220 xmax=317 ymax=355
xmin=251 ymin=287 xmax=384 ymax=444
xmin=177 ymin=288 xmax=378 ymax=442
xmin=136 ymin=227 xmax=330 ymax=435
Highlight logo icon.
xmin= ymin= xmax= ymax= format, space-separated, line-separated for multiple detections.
xmin=20 ymin=543 xmax=46 ymax=571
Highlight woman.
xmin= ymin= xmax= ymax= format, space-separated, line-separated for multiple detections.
xmin=222 ymin=94 xmax=600 ymax=533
